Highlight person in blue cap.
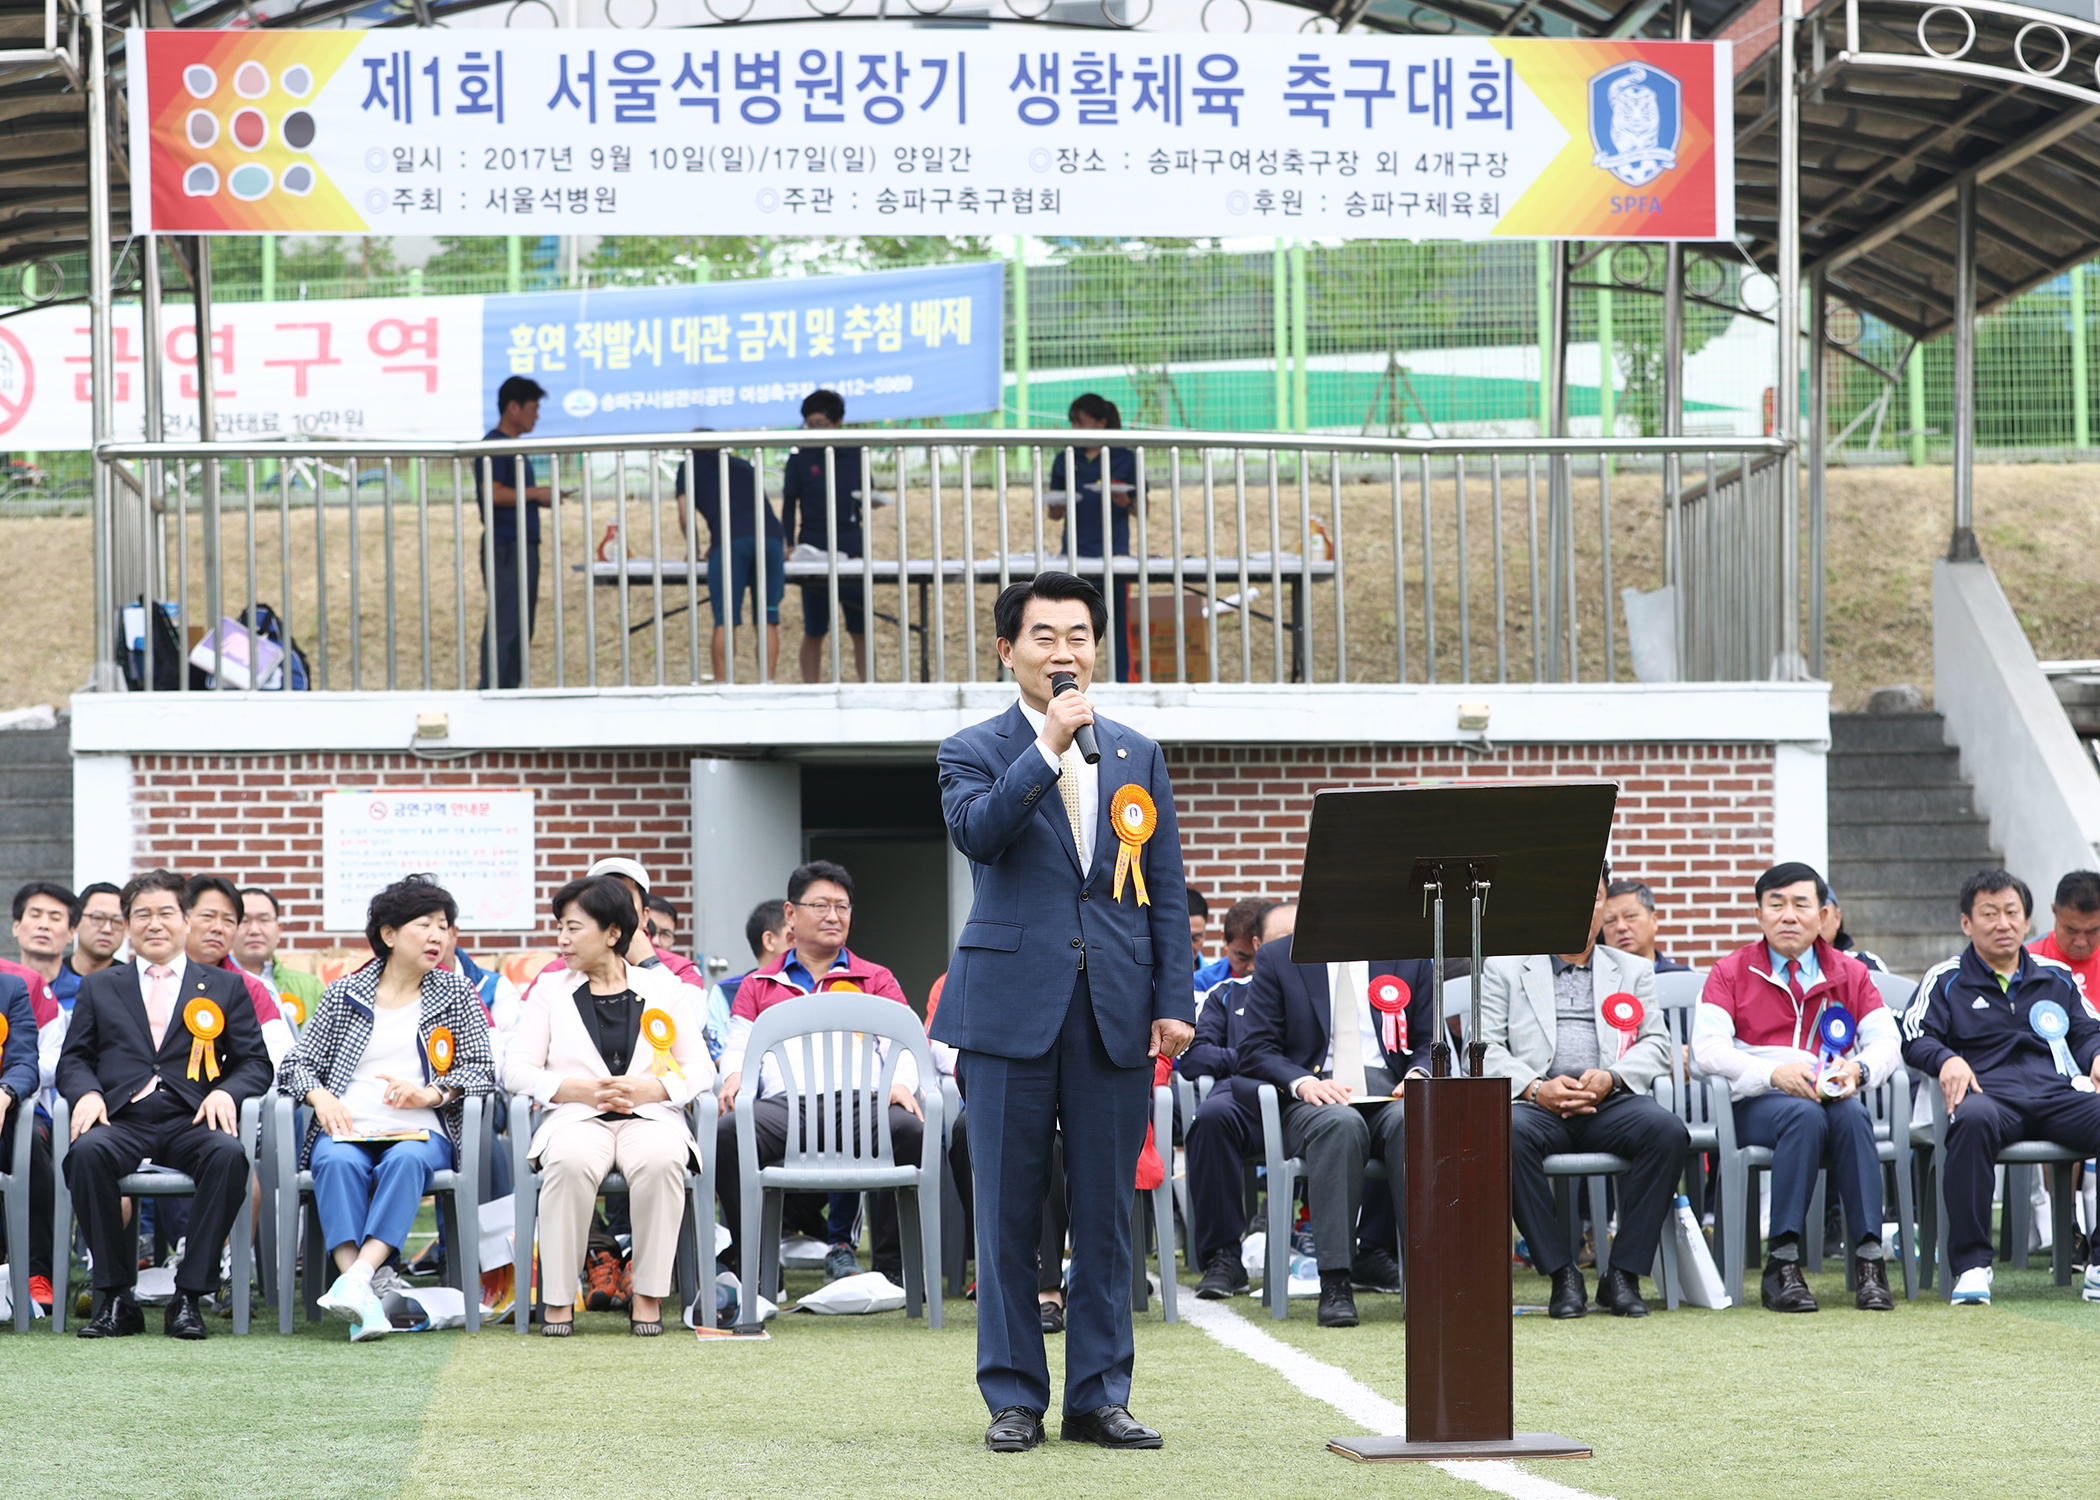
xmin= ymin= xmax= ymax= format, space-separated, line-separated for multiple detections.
xmin=1902 ymin=868 xmax=2100 ymax=1305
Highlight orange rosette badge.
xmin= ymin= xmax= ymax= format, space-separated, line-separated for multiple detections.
xmin=278 ymin=989 xmax=306 ymax=1026
xmin=0 ymin=1013 xmax=9 ymax=1049
xmin=640 ymin=1008 xmax=683 ymax=1077
xmin=428 ymin=1025 xmax=457 ymax=1075
xmin=182 ymin=995 xmax=225 ymax=1082
xmin=823 ymin=979 xmax=863 ymax=993
xmin=1109 ymin=785 xmax=1157 ymax=906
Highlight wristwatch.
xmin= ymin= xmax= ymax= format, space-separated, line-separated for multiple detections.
xmin=1856 ymin=1062 xmax=1872 ymax=1091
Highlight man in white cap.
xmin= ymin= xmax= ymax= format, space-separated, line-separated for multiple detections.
xmin=584 ymin=857 xmax=706 ymax=988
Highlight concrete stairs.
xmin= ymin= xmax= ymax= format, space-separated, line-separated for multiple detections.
xmin=1827 ymin=712 xmax=1998 ymax=979
xmin=0 ymin=721 xmax=71 ymax=938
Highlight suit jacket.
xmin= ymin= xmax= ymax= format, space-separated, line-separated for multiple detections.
xmin=503 ymin=959 xmax=714 ymax=1163
xmin=0 ymin=973 xmax=36 ymax=1104
xmin=1177 ymin=973 xmax=1250 ymax=1080
xmin=933 ymin=699 xmax=1194 ymax=1070
xmin=1235 ymin=942 xmax=1438 ymax=1096
xmin=1477 ymin=946 xmax=1668 ymax=1100
xmin=58 ymin=959 xmax=272 ymax=1113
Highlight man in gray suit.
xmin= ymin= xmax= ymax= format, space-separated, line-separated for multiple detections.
xmin=1478 ymin=867 xmax=1686 ymax=1320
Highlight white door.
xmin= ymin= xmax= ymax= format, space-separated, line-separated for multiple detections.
xmin=690 ymin=758 xmax=802 ymax=977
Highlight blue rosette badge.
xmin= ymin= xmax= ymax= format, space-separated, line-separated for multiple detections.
xmin=1815 ymin=1005 xmax=1857 ymax=1098
xmin=2029 ymin=999 xmax=2079 ymax=1083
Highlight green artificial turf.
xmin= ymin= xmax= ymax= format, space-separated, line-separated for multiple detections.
xmin=7 ymin=1256 xmax=2100 ymax=1500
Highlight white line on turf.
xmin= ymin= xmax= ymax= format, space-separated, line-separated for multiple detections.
xmin=1180 ymin=1296 xmax=1615 ymax=1500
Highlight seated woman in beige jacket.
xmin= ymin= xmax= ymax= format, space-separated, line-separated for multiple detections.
xmin=503 ymin=875 xmax=713 ymax=1335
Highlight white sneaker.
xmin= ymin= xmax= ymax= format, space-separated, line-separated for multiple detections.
xmin=349 ymin=1286 xmax=392 ymax=1343
xmin=1950 ymin=1267 xmax=1993 ymax=1305
xmin=2081 ymin=1264 xmax=2100 ymax=1303
xmin=317 ymin=1273 xmax=365 ymax=1325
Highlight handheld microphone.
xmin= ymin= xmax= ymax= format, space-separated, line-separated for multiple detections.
xmin=1049 ymin=672 xmax=1101 ymax=765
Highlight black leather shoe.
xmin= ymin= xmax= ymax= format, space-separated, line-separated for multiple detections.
xmin=1548 ymin=1264 xmax=1588 ymax=1319
xmin=1061 ymin=1404 xmax=1163 ymax=1449
xmin=1196 ymin=1248 xmax=1249 ymax=1300
xmin=1761 ymin=1258 xmax=1818 ymax=1312
xmin=1351 ymin=1246 xmax=1403 ymax=1294
xmin=1596 ymin=1268 xmax=1649 ymax=1317
xmin=164 ymin=1291 xmax=210 ymax=1340
xmin=1855 ymin=1256 xmax=1895 ymax=1311
xmin=1316 ymin=1269 xmax=1359 ymax=1328
xmin=985 ymin=1406 xmax=1046 ymax=1453
xmin=1038 ymin=1298 xmax=1065 ymax=1334
xmin=78 ymin=1291 xmax=145 ymax=1339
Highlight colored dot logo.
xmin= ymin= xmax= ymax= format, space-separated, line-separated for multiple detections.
xmin=171 ymin=55 xmax=323 ymax=204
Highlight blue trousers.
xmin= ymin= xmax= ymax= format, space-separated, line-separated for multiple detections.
xmin=1734 ymin=1091 xmax=1882 ymax=1247
xmin=1183 ymin=1077 xmax=1264 ymax=1265
xmin=312 ymin=1132 xmax=454 ymax=1256
xmin=959 ymin=971 xmax=1150 ymax=1418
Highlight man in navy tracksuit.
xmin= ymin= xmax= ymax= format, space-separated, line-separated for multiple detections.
xmin=1901 ymin=869 xmax=2100 ymax=1305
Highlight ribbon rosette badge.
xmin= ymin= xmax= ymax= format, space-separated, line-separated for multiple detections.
xmin=427 ymin=1024 xmax=456 ymax=1076
xmin=1367 ymin=974 xmax=1411 ymax=1055
xmin=824 ymin=979 xmax=864 ymax=993
xmin=1109 ymin=785 xmax=1157 ymax=906
xmin=641 ymin=1008 xmax=684 ymax=1077
xmin=2030 ymin=999 xmax=2078 ymax=1081
xmin=1814 ymin=1005 xmax=1857 ymax=1096
xmin=279 ymin=989 xmax=306 ymax=1026
xmin=182 ymin=995 xmax=225 ymax=1081
xmin=1602 ymin=992 xmax=1643 ymax=1057
xmin=0 ymin=1013 xmax=8 ymax=1049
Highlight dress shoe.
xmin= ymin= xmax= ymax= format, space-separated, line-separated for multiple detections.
xmin=1761 ymin=1258 xmax=1818 ymax=1312
xmin=985 ymin=1406 xmax=1046 ymax=1452
xmin=1854 ymin=1256 xmax=1895 ymax=1311
xmin=1196 ymin=1248 xmax=1249 ymax=1300
xmin=78 ymin=1291 xmax=145 ymax=1339
xmin=1061 ymin=1404 xmax=1163 ymax=1449
xmin=1038 ymin=1298 xmax=1065 ymax=1334
xmin=1548 ymin=1264 xmax=1588 ymax=1319
xmin=1316 ymin=1270 xmax=1359 ymax=1328
xmin=1350 ymin=1246 xmax=1403 ymax=1294
xmin=165 ymin=1291 xmax=210 ymax=1340
xmin=1596 ymin=1268 xmax=1648 ymax=1317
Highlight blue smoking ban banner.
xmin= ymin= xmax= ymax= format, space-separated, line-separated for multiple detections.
xmin=483 ymin=260 xmax=1005 ymax=437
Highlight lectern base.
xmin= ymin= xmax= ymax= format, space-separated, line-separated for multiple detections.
xmin=1327 ymin=1434 xmax=1593 ymax=1464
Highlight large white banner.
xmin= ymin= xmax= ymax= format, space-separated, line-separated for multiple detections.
xmin=0 ymin=293 xmax=482 ymax=448
xmin=321 ymin=788 xmax=536 ymax=934
xmin=131 ymin=27 xmax=1731 ymax=242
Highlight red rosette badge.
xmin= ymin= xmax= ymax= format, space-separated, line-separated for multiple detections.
xmin=1367 ymin=973 xmax=1411 ymax=1055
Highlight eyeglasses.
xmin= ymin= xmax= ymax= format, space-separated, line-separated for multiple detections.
xmin=80 ymin=913 xmax=124 ymax=928
xmin=791 ymin=900 xmax=852 ymax=917
xmin=236 ymin=915 xmax=276 ymax=928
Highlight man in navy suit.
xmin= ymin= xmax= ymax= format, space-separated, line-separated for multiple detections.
xmin=1236 ymin=938 xmax=1441 ymax=1328
xmin=935 ymin=571 xmax=1194 ymax=1453
xmin=58 ymin=869 xmax=270 ymax=1340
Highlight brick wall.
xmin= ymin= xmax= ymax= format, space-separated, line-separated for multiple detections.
xmin=127 ymin=740 xmax=1774 ymax=967
xmin=1165 ymin=742 xmax=1774 ymax=968
xmin=129 ymin=751 xmax=699 ymax=953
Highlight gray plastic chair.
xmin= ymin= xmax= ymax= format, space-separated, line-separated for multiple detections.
xmin=270 ymin=1093 xmax=485 ymax=1334
xmin=50 ymin=1094 xmax=262 ymax=1334
xmin=1653 ymin=970 xmax=1717 ymax=1208
xmin=1132 ymin=1082 xmax=1178 ymax=1324
xmin=510 ymin=1091 xmax=716 ymax=1332
xmin=1923 ymin=1078 xmax=2080 ymax=1296
xmin=733 ymin=993 xmax=943 ymax=1330
xmin=0 ymin=1105 xmax=32 ymax=1331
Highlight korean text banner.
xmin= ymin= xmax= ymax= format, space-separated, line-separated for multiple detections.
xmin=128 ymin=28 xmax=1732 ymax=241
xmin=494 ymin=261 xmax=1002 ymax=437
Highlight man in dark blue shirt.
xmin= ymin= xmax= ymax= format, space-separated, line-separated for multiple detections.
xmin=1046 ymin=394 xmax=1140 ymax=683
xmin=472 ymin=377 xmax=551 ymax=689
xmin=778 ymin=390 xmax=869 ymax=683
xmin=675 ymin=435 xmax=784 ymax=683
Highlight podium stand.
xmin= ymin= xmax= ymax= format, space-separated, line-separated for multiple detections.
xmin=1290 ymin=780 xmax=1617 ymax=1465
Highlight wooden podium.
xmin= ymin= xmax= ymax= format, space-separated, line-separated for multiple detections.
xmin=1290 ymin=780 xmax=1616 ymax=1465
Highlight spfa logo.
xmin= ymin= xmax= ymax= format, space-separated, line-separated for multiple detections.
xmin=1589 ymin=62 xmax=1681 ymax=188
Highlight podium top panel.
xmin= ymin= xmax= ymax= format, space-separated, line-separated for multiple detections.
xmin=1288 ymin=780 xmax=1619 ymax=964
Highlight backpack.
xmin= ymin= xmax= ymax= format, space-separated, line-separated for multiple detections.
xmin=237 ymin=602 xmax=313 ymax=690
xmin=117 ymin=597 xmax=207 ymax=692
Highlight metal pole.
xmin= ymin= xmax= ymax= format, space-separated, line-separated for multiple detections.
xmin=1290 ymin=241 xmax=1310 ymax=434
xmin=86 ymin=4 xmax=120 ymax=689
xmin=1908 ymin=342 xmax=1929 ymax=468
xmin=1663 ymin=243 xmax=1686 ymax=681
xmin=1950 ymin=178 xmax=1981 ymax=562
xmin=1808 ymin=269 xmax=1827 ymax=677
xmin=1273 ymin=240 xmax=1289 ymax=430
xmin=1776 ymin=0 xmax=1807 ymax=670
xmin=2072 ymin=263 xmax=2091 ymax=453
xmin=1546 ymin=242 xmax=1570 ymax=680
xmin=193 ymin=237 xmax=223 ymax=687
xmin=1013 ymin=240 xmax=1031 ymax=431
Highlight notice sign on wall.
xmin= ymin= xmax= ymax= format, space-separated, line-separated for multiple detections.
xmin=321 ymin=789 xmax=536 ymax=934
xmin=128 ymin=27 xmax=1731 ymax=242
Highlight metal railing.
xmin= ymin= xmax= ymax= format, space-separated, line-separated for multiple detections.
xmin=93 ymin=429 xmax=1794 ymax=695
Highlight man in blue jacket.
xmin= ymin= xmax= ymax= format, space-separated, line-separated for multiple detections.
xmin=935 ymin=571 xmax=1194 ymax=1453
xmin=1902 ymin=868 xmax=2100 ymax=1305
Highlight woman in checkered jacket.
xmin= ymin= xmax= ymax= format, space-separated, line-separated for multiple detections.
xmin=277 ymin=875 xmax=494 ymax=1341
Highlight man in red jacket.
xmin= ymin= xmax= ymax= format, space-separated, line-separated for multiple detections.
xmin=1692 ymin=862 xmax=1900 ymax=1313
xmin=712 ymin=860 xmax=924 ymax=1293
